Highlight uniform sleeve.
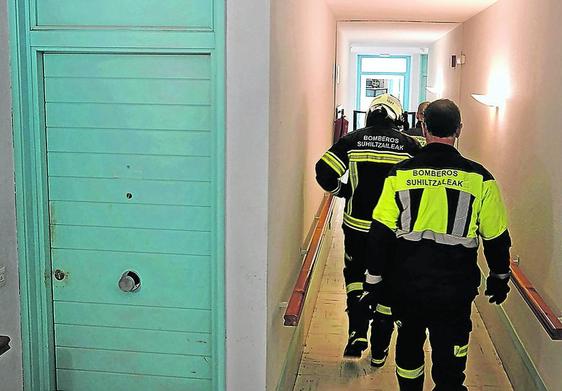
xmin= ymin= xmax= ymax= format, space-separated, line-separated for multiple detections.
xmin=365 ymin=173 xmax=401 ymax=277
xmin=315 ymin=138 xmax=350 ymax=197
xmin=479 ymin=180 xmax=511 ymax=275
xmin=372 ymin=174 xmax=400 ymax=230
xmin=478 ymin=180 xmax=508 ymax=240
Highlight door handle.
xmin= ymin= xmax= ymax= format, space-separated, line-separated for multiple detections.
xmin=54 ymin=269 xmax=66 ymax=281
xmin=118 ymin=271 xmax=141 ymax=293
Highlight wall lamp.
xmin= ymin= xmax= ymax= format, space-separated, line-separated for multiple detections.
xmin=471 ymin=93 xmax=502 ymax=108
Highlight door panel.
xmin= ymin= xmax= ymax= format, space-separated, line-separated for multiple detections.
xmin=46 ymin=103 xmax=211 ymax=130
xmin=45 ymin=53 xmax=217 ymax=388
xmin=47 ymin=128 xmax=211 ymax=156
xmin=56 ymin=370 xmax=211 ymax=391
xmin=55 ymin=325 xmax=211 ymax=356
xmin=48 ymin=153 xmax=211 ymax=181
xmin=50 ymin=202 xmax=212 ymax=231
xmin=36 ymin=0 xmax=213 ymax=29
xmin=55 ymin=347 xmax=211 ymax=378
xmin=49 ymin=177 xmax=211 ymax=205
xmin=44 ymin=54 xmax=211 ymax=79
xmin=54 ymin=302 xmax=211 ymax=333
xmin=46 ymin=78 xmax=212 ymax=105
xmin=50 ymin=251 xmax=211 ymax=310
xmin=51 ymin=225 xmax=210 ymax=255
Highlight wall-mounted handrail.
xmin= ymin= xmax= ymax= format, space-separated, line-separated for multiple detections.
xmin=510 ymin=260 xmax=562 ymax=340
xmin=284 ymin=194 xmax=335 ymax=327
xmin=0 ymin=336 xmax=10 ymax=357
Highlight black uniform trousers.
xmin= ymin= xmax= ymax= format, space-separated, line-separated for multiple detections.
xmin=343 ymin=228 xmax=394 ymax=359
xmin=393 ymin=301 xmax=473 ymax=391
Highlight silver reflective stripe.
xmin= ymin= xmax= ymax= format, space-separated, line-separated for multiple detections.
xmin=347 ymin=162 xmax=358 ymax=215
xmin=396 ymin=230 xmax=479 ymax=248
xmin=452 ymin=191 xmax=471 ymax=236
xmin=365 ymin=273 xmax=382 ymax=284
xmin=491 ymin=272 xmax=510 ymax=279
xmin=330 ymin=180 xmax=342 ymax=195
xmin=398 ymin=190 xmax=411 ymax=231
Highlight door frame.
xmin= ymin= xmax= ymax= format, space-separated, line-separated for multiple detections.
xmin=8 ymin=1 xmax=226 ymax=389
xmin=355 ymin=54 xmax=412 ymax=111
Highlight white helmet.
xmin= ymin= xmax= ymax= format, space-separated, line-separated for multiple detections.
xmin=368 ymin=93 xmax=404 ymax=121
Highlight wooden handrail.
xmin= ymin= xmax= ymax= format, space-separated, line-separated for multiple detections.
xmin=284 ymin=194 xmax=335 ymax=326
xmin=510 ymin=260 xmax=562 ymax=340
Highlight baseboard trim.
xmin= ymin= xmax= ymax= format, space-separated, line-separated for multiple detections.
xmin=476 ymin=278 xmax=548 ymax=391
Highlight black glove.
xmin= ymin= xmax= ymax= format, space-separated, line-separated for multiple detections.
xmin=485 ymin=274 xmax=510 ymax=304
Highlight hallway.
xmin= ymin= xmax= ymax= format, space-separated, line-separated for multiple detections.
xmin=293 ymin=201 xmax=514 ymax=390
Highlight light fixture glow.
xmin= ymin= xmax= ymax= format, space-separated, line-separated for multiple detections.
xmin=426 ymin=86 xmax=437 ymax=94
xmin=426 ymin=86 xmax=443 ymax=97
xmin=471 ymin=93 xmax=502 ymax=108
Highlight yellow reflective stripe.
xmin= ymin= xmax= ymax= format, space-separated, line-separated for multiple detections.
xmin=327 ymin=151 xmax=346 ymax=171
xmin=347 ymin=161 xmax=359 ymax=215
xmin=346 ymin=282 xmax=363 ymax=294
xmin=354 ymin=338 xmax=368 ymax=343
xmin=375 ymin=304 xmax=392 ymax=315
xmin=343 ymin=213 xmax=371 ymax=232
xmin=396 ymin=364 xmax=425 ymax=379
xmin=321 ymin=151 xmax=346 ymax=176
xmin=348 ymin=150 xmax=412 ymax=165
xmin=371 ymin=356 xmax=387 ymax=365
xmin=412 ymin=136 xmax=426 ymax=146
xmin=454 ymin=344 xmax=469 ymax=357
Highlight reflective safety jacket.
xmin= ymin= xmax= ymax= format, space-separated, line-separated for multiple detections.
xmin=402 ymin=126 xmax=427 ymax=147
xmin=367 ymin=143 xmax=511 ymax=306
xmin=315 ymin=125 xmax=421 ymax=233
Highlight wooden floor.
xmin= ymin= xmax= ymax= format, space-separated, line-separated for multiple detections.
xmin=293 ymin=202 xmax=514 ymax=391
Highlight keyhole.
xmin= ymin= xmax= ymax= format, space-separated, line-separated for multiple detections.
xmin=126 ymin=193 xmax=133 ymax=199
xmin=54 ymin=269 xmax=66 ymax=281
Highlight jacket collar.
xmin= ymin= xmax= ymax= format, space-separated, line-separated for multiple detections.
xmin=421 ymin=142 xmax=460 ymax=155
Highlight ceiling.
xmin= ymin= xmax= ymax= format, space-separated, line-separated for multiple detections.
xmin=325 ymin=0 xmax=498 ymax=22
xmin=339 ymin=22 xmax=459 ymax=48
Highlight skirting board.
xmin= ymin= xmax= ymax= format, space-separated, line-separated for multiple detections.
xmin=475 ymin=279 xmax=548 ymax=391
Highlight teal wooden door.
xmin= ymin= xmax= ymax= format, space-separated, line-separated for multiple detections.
xmin=10 ymin=0 xmax=224 ymax=390
xmin=46 ymin=53 xmax=215 ymax=390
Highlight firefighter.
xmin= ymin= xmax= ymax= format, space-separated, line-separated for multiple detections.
xmin=315 ymin=94 xmax=421 ymax=361
xmin=363 ymin=99 xmax=511 ymax=390
xmin=402 ymin=101 xmax=430 ymax=146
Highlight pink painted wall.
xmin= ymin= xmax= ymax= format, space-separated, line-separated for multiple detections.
xmin=429 ymin=1 xmax=562 ymax=388
xmin=268 ymin=0 xmax=336 ymax=388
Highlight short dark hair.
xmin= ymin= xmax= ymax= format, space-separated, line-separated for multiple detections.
xmin=423 ymin=99 xmax=461 ymax=137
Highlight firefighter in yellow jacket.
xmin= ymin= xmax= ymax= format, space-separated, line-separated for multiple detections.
xmin=362 ymin=99 xmax=512 ymax=390
xmin=315 ymin=94 xmax=421 ymax=361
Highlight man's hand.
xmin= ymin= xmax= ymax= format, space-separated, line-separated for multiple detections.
xmin=485 ymin=273 xmax=510 ymax=304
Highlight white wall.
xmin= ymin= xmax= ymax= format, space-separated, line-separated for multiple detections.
xmin=268 ymin=0 xmax=336 ymax=389
xmin=0 ymin=2 xmax=274 ymax=390
xmin=428 ymin=1 xmax=562 ymax=389
xmin=0 ymin=0 xmax=23 ymax=389
xmin=226 ymin=0 xmax=270 ymax=389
